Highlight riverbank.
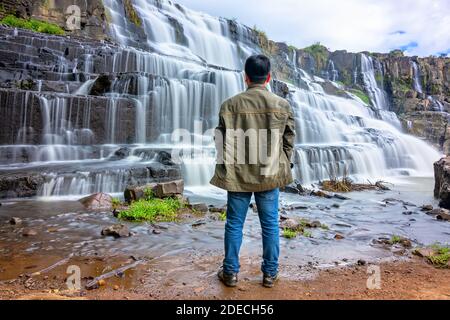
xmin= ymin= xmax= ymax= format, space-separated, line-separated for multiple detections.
xmin=1 ymin=256 xmax=449 ymax=300
xmin=0 ymin=177 xmax=449 ymax=300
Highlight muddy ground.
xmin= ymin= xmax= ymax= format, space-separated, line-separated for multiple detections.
xmin=1 ymin=254 xmax=449 ymax=300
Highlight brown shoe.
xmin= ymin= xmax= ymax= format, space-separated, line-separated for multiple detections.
xmin=263 ymin=273 xmax=279 ymax=288
xmin=218 ymin=267 xmax=238 ymax=287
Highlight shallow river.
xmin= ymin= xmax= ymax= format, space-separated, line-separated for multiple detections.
xmin=0 ymin=177 xmax=449 ymax=281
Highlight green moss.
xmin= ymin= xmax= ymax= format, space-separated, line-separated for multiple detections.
xmin=428 ymin=244 xmax=450 ymax=268
xmin=302 ymin=230 xmax=313 ymax=238
xmin=389 ymin=49 xmax=404 ymax=58
xmin=1 ymin=15 xmax=64 ymax=35
xmin=144 ymin=187 xmax=154 ymax=201
xmin=219 ymin=211 xmax=227 ymax=222
xmin=320 ymin=224 xmax=329 ymax=230
xmin=389 ymin=235 xmax=402 ymax=245
xmin=282 ymin=228 xmax=297 ymax=239
xmin=124 ymin=0 xmax=142 ymax=27
xmin=111 ymin=197 xmax=121 ymax=210
xmin=302 ymin=42 xmax=329 ymax=71
xmin=118 ymin=197 xmax=182 ymax=222
xmin=253 ymin=25 xmax=267 ymax=39
xmin=349 ymin=89 xmax=371 ymax=105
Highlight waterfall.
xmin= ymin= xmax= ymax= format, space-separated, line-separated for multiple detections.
xmin=412 ymin=61 xmax=423 ymax=93
xmin=0 ymin=0 xmax=441 ymax=198
xmin=327 ymin=60 xmax=339 ymax=82
xmin=360 ymin=54 xmax=389 ymax=109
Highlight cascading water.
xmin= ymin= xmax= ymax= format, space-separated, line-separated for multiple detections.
xmin=0 ymin=0 xmax=441 ymax=198
xmin=412 ymin=61 xmax=423 ymax=94
xmin=360 ymin=54 xmax=389 ymax=110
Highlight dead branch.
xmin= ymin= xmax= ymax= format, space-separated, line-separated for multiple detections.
xmin=85 ymin=259 xmax=145 ymax=290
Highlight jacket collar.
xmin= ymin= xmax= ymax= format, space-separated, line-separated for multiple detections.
xmin=247 ymin=83 xmax=269 ymax=91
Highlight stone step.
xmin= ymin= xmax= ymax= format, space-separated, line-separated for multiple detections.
xmin=0 ymin=150 xmax=181 ymax=199
xmin=0 ymin=88 xmax=151 ymax=146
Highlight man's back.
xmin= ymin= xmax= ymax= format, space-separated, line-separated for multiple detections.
xmin=210 ymin=83 xmax=295 ymax=192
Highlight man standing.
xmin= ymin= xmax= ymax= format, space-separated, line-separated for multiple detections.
xmin=210 ymin=54 xmax=295 ymax=288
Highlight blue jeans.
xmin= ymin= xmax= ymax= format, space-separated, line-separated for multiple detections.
xmin=223 ymin=188 xmax=280 ymax=277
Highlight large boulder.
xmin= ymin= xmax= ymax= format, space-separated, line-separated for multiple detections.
xmin=434 ymin=157 xmax=450 ymax=209
xmin=79 ymin=192 xmax=113 ymax=210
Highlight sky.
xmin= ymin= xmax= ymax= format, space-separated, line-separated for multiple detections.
xmin=176 ymin=0 xmax=450 ymax=57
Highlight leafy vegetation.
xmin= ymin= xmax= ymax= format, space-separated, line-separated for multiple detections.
xmin=282 ymin=228 xmax=297 ymax=239
xmin=389 ymin=235 xmax=402 ymax=245
xmin=349 ymin=88 xmax=371 ymax=105
xmin=123 ymin=0 xmax=142 ymax=26
xmin=144 ymin=187 xmax=155 ymax=201
xmin=302 ymin=42 xmax=329 ymax=71
xmin=111 ymin=198 xmax=121 ymax=210
xmin=252 ymin=25 xmax=267 ymax=39
xmin=428 ymin=244 xmax=450 ymax=268
xmin=118 ymin=197 xmax=182 ymax=222
xmin=302 ymin=230 xmax=313 ymax=238
xmin=219 ymin=211 xmax=227 ymax=222
xmin=1 ymin=15 xmax=65 ymax=35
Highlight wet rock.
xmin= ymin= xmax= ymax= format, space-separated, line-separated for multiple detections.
xmin=413 ymin=248 xmax=436 ymax=258
xmin=156 ymin=151 xmax=175 ymax=166
xmin=109 ymin=147 xmax=131 ymax=161
xmin=421 ymin=204 xmax=433 ymax=212
xmin=434 ymin=157 xmax=450 ymax=209
xmin=332 ymin=203 xmax=340 ymax=208
xmin=402 ymin=211 xmax=415 ymax=215
xmin=124 ymin=183 xmax=157 ymax=203
xmin=357 ymin=259 xmax=366 ymax=266
xmin=188 ymin=203 xmax=208 ymax=213
xmin=152 ymin=229 xmax=161 ymax=235
xmin=427 ymin=208 xmax=450 ymax=220
xmin=282 ymin=185 xmax=300 ymax=194
xmin=333 ymin=194 xmax=350 ymax=200
xmin=307 ymin=221 xmax=322 ymax=228
xmin=9 ymin=217 xmax=22 ymax=225
xmin=209 ymin=205 xmax=226 ymax=213
xmin=124 ymin=179 xmax=184 ymax=202
xmin=90 ymin=75 xmax=112 ymax=96
xmin=154 ymin=180 xmax=184 ymax=198
xmin=334 ymin=234 xmax=344 ymax=240
xmin=101 ymin=224 xmax=131 ymax=238
xmin=79 ymin=193 xmax=113 ymax=210
xmin=310 ymin=190 xmax=333 ymax=199
xmin=22 ymin=228 xmax=37 ymax=237
xmin=436 ymin=212 xmax=450 ymax=221
xmin=280 ymin=218 xmax=301 ymax=231
xmin=192 ymin=220 xmax=207 ymax=227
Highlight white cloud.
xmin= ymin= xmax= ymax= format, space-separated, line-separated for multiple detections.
xmin=176 ymin=0 xmax=450 ymax=56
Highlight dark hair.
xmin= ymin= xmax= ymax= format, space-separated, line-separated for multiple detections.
xmin=244 ymin=54 xmax=271 ymax=84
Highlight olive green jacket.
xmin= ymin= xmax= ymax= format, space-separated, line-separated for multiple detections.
xmin=210 ymin=84 xmax=295 ymax=192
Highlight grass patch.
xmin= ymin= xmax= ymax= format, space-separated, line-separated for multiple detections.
xmin=302 ymin=230 xmax=313 ymax=238
xmin=123 ymin=0 xmax=142 ymax=27
xmin=219 ymin=211 xmax=227 ymax=222
xmin=1 ymin=15 xmax=65 ymax=35
xmin=428 ymin=244 xmax=450 ymax=268
xmin=111 ymin=197 xmax=121 ymax=210
xmin=389 ymin=235 xmax=402 ymax=245
xmin=349 ymin=88 xmax=371 ymax=105
xmin=282 ymin=228 xmax=298 ymax=239
xmin=118 ymin=197 xmax=182 ymax=223
xmin=302 ymin=42 xmax=329 ymax=71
